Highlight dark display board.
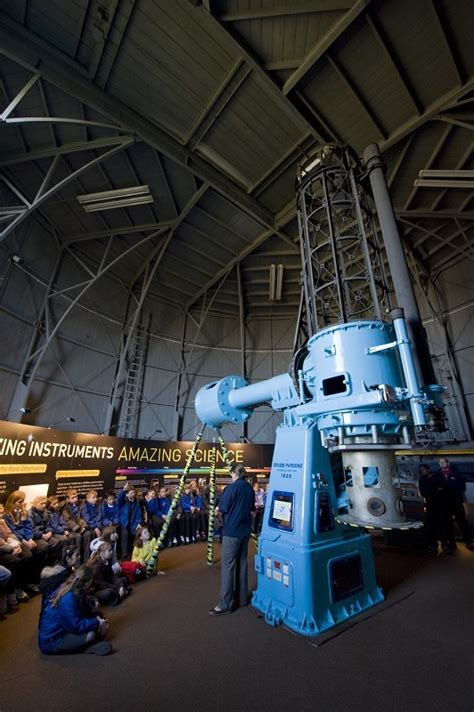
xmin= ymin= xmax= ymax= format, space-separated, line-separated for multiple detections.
xmin=0 ymin=420 xmax=273 ymax=502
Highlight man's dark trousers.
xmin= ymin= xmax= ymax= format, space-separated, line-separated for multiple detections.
xmin=218 ymin=535 xmax=250 ymax=611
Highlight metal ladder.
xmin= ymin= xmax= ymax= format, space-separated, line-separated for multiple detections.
xmin=119 ymin=312 xmax=150 ymax=438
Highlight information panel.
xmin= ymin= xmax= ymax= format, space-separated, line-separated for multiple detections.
xmin=0 ymin=420 xmax=273 ymax=501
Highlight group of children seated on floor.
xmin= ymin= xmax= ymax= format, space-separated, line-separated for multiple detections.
xmin=0 ymin=479 xmax=214 ymax=628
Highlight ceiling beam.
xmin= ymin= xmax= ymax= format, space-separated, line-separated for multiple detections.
xmin=0 ymin=137 xmax=134 ymax=242
xmin=405 ymin=219 xmax=473 ymax=262
xmin=93 ymin=0 xmax=137 ymax=90
xmin=0 ymin=12 xmax=278 ymax=230
xmin=430 ymin=0 xmax=465 ymax=85
xmin=327 ymin=53 xmax=386 ymax=140
xmin=0 ymin=134 xmax=137 ymax=168
xmin=293 ymin=91 xmax=343 ymax=144
xmin=250 ymin=132 xmax=316 ymax=196
xmin=0 ymin=72 xmax=39 ymax=120
xmin=436 ymin=116 xmax=474 ymax=133
xmin=387 ymin=134 xmax=414 ymax=188
xmin=395 ymin=209 xmax=474 ymax=220
xmin=380 ymin=81 xmax=474 ymax=152
xmin=183 ymin=58 xmax=251 ymax=149
xmin=63 ymin=221 xmax=176 ymax=245
xmin=265 ymin=59 xmax=302 ymax=72
xmin=220 ymin=3 xmax=352 ymax=22
xmin=200 ymin=4 xmax=325 ymax=147
xmin=365 ymin=13 xmax=422 ymax=116
xmin=283 ymin=0 xmax=371 ymax=95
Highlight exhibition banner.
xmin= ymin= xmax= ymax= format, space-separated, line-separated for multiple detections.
xmin=0 ymin=420 xmax=273 ymax=503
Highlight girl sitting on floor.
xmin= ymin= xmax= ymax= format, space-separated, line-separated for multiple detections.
xmin=131 ymin=525 xmax=164 ymax=578
xmin=39 ymin=545 xmax=81 ymax=609
xmin=38 ymin=565 xmax=111 ymax=656
xmin=90 ymin=526 xmax=121 ymax=574
xmin=87 ymin=542 xmax=129 ymax=606
xmin=131 ymin=526 xmax=157 ymax=567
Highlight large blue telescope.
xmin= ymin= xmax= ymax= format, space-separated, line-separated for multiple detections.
xmin=195 ymin=145 xmax=443 ymax=636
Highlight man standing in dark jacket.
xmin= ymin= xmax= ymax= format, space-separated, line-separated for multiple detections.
xmin=209 ymin=464 xmax=255 ymax=616
xmin=438 ymin=457 xmax=474 ymax=550
xmin=418 ymin=464 xmax=447 ymax=553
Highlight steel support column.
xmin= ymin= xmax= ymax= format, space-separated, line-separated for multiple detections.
xmin=7 ymin=247 xmax=63 ymax=421
xmin=173 ymin=312 xmax=188 ymax=441
xmin=363 ymin=143 xmax=434 ymax=385
xmin=237 ymin=262 xmax=247 ymax=440
xmin=407 ymin=253 xmax=472 ymax=440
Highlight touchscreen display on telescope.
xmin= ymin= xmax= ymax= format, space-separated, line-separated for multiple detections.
xmin=269 ymin=491 xmax=294 ymax=531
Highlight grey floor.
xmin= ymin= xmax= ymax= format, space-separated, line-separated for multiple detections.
xmin=1 ymin=538 xmax=473 ymax=712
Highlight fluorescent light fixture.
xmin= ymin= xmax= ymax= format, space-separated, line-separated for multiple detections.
xmin=414 ymin=179 xmax=474 ymax=189
xmin=415 ymin=169 xmax=474 ymax=190
xmin=269 ymin=264 xmax=276 ymax=301
xmin=275 ymin=264 xmax=284 ymax=301
xmin=418 ymin=169 xmax=474 ymax=179
xmin=82 ymin=196 xmax=154 ymax=212
xmin=269 ymin=264 xmax=284 ymax=302
xmin=77 ymin=185 xmax=153 ymax=212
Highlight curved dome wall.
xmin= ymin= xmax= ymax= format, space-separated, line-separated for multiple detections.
xmin=0 ymin=220 xmax=295 ymax=443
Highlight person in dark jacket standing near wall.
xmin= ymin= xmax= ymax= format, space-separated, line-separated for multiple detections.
xmin=117 ymin=483 xmax=143 ymax=558
xmin=209 ymin=464 xmax=255 ymax=616
xmin=438 ymin=457 xmax=474 ymax=551
xmin=418 ymin=464 xmax=448 ymax=553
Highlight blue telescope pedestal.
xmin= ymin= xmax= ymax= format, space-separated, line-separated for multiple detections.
xmin=252 ymin=419 xmax=383 ymax=634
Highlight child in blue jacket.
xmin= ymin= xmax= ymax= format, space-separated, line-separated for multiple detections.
xmin=47 ymin=496 xmax=82 ymax=552
xmin=180 ymin=485 xmax=194 ymax=543
xmin=4 ymin=491 xmax=46 ymax=585
xmin=28 ymin=496 xmax=63 ymax=564
xmin=157 ymin=488 xmax=178 ymax=546
xmin=101 ymin=491 xmax=120 ymax=527
xmin=117 ymin=484 xmax=142 ymax=558
xmin=143 ymin=489 xmax=164 ymax=538
xmin=38 ymin=565 xmax=110 ymax=655
xmin=80 ymin=490 xmax=102 ymax=535
xmin=190 ymin=481 xmax=207 ymax=540
xmin=80 ymin=490 xmax=102 ymax=561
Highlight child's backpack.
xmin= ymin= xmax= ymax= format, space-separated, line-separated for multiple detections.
xmin=120 ymin=560 xmax=146 ymax=584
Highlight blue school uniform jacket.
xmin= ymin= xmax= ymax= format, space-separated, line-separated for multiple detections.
xmin=144 ymin=498 xmax=161 ymax=518
xmin=117 ymin=490 xmax=142 ymax=532
xmin=28 ymin=508 xmax=52 ymax=539
xmin=80 ymin=501 xmax=102 ymax=530
xmin=101 ymin=501 xmax=120 ymax=526
xmin=180 ymin=493 xmax=192 ymax=513
xmin=48 ymin=509 xmax=69 ymax=535
xmin=38 ymin=591 xmax=98 ymax=654
xmin=4 ymin=513 xmax=33 ymax=542
xmin=158 ymin=497 xmax=171 ymax=516
xmin=193 ymin=494 xmax=204 ymax=509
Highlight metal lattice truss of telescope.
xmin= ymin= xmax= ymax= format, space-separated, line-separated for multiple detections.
xmin=297 ymin=146 xmax=391 ymax=334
